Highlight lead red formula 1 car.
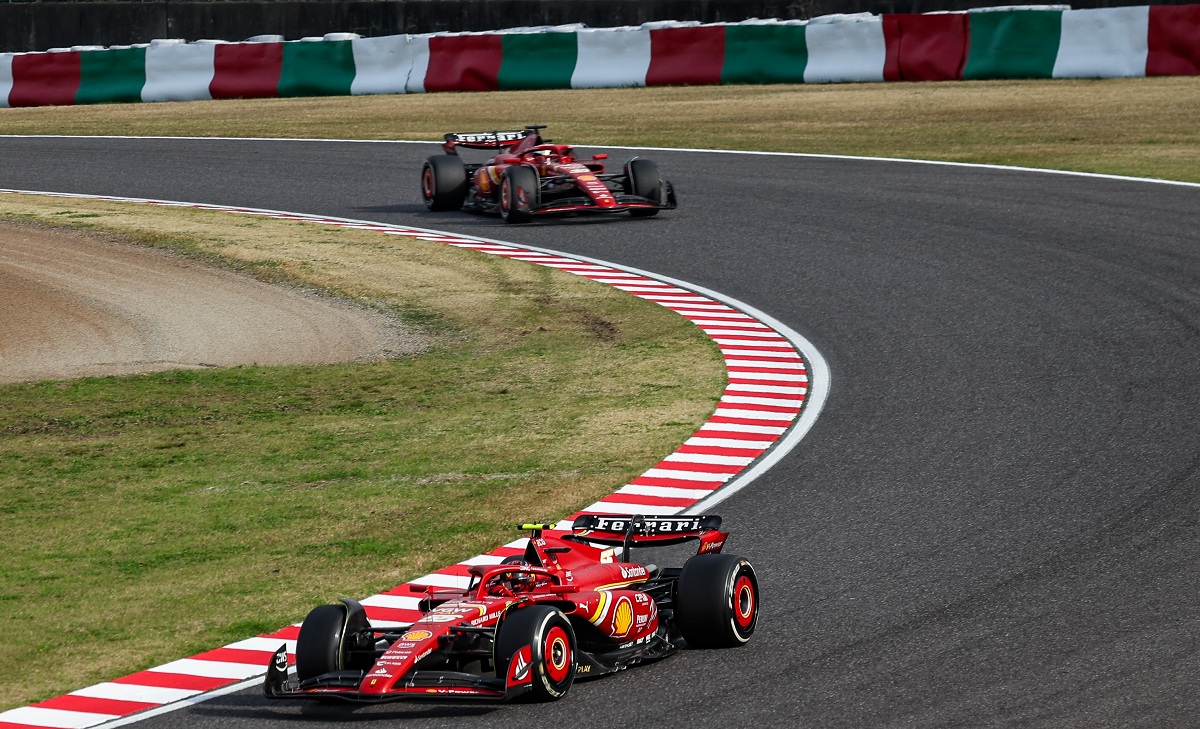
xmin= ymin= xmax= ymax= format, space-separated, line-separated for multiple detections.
xmin=263 ymin=514 xmax=757 ymax=704
xmin=420 ymin=125 xmax=677 ymax=223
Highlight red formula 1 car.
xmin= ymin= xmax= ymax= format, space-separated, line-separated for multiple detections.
xmin=420 ymin=125 xmax=676 ymax=223
xmin=263 ymin=514 xmax=757 ymax=704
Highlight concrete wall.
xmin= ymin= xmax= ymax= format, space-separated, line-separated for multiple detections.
xmin=2 ymin=0 xmax=1194 ymax=53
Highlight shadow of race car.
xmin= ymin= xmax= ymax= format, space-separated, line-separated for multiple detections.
xmin=263 ymin=514 xmax=757 ymax=704
xmin=420 ymin=125 xmax=677 ymax=223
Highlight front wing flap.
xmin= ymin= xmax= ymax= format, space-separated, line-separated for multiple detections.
xmin=530 ymin=183 xmax=676 ymax=217
xmin=263 ymin=645 xmax=527 ymax=704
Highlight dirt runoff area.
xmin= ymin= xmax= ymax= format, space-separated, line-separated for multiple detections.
xmin=0 ymin=221 xmax=424 ymax=384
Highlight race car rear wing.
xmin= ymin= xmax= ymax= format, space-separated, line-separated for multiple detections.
xmin=441 ymin=125 xmax=547 ymax=155
xmin=569 ymin=514 xmax=728 ymax=559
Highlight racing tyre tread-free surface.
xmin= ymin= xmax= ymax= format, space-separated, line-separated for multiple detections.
xmin=294 ymin=599 xmax=371 ymax=680
xmin=675 ymin=553 xmax=759 ymax=649
xmin=295 ymin=603 xmax=351 ymax=681
xmin=421 ymin=155 xmax=469 ymax=212
xmin=500 ymin=166 xmax=538 ymax=224
xmin=494 ymin=605 xmax=576 ymax=701
xmin=625 ymin=158 xmax=662 ymax=217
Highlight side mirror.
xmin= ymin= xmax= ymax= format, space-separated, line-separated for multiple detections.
xmin=592 ymin=154 xmax=608 ymax=161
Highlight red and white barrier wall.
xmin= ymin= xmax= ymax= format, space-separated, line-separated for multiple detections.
xmin=1 ymin=5 xmax=1197 ymax=108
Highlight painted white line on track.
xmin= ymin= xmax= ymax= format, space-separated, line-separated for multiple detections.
xmin=359 ymin=594 xmax=423 ymax=610
xmin=579 ymin=501 xmax=685 ymax=516
xmin=69 ymin=684 xmax=202 ymax=705
xmin=146 ymin=659 xmax=263 ymax=681
xmin=617 ymin=484 xmax=715 ymax=499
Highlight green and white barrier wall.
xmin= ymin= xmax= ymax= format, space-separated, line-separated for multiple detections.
xmin=1 ymin=4 xmax=1197 ymax=108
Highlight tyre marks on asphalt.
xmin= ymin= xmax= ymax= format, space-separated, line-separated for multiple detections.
xmin=0 ymin=192 xmax=811 ymax=729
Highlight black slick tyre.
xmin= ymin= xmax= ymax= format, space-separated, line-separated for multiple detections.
xmin=625 ymin=158 xmax=663 ymax=217
xmin=421 ymin=155 xmax=468 ymax=211
xmin=500 ymin=166 xmax=538 ymax=224
xmin=494 ymin=605 xmax=576 ymax=701
xmin=674 ymin=553 xmax=759 ymax=648
xmin=295 ymin=598 xmax=371 ymax=680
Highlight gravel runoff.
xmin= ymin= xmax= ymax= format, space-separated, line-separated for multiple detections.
xmin=0 ymin=221 xmax=426 ymax=384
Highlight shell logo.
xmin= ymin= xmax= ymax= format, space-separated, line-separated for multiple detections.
xmin=579 ymin=174 xmax=597 ymax=182
xmin=401 ymin=630 xmax=433 ymax=641
xmin=613 ymin=597 xmax=633 ymax=637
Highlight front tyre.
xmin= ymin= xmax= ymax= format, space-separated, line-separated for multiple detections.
xmin=294 ymin=598 xmax=372 ymax=680
xmin=421 ymin=155 xmax=468 ymax=212
xmin=495 ymin=606 xmax=576 ymax=701
xmin=625 ymin=158 xmax=663 ymax=218
xmin=674 ymin=554 xmax=759 ymax=648
xmin=500 ymin=166 xmax=538 ymax=224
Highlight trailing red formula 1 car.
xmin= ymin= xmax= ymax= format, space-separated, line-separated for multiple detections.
xmin=263 ymin=514 xmax=757 ymax=704
xmin=420 ymin=125 xmax=676 ymax=223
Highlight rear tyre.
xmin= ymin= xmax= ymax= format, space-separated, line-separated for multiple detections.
xmin=295 ymin=598 xmax=372 ymax=680
xmin=421 ymin=155 xmax=468 ymax=211
xmin=495 ymin=606 xmax=576 ymax=701
xmin=674 ymin=554 xmax=759 ymax=648
xmin=500 ymin=166 xmax=538 ymax=224
xmin=625 ymin=158 xmax=663 ymax=217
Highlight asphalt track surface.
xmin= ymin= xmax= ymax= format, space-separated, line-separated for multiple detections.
xmin=3 ymin=136 xmax=1198 ymax=728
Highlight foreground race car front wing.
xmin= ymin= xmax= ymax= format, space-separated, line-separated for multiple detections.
xmin=263 ymin=646 xmax=516 ymax=703
xmin=529 ymin=186 xmax=678 ymax=217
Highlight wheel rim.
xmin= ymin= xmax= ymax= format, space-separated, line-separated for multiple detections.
xmin=543 ymin=625 xmax=571 ymax=684
xmin=422 ymin=167 xmax=434 ymax=200
xmin=500 ymin=178 xmax=512 ymax=214
xmin=734 ymin=574 xmax=756 ymax=630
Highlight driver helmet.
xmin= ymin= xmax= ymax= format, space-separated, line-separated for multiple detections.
xmin=489 ymin=564 xmax=534 ymax=594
